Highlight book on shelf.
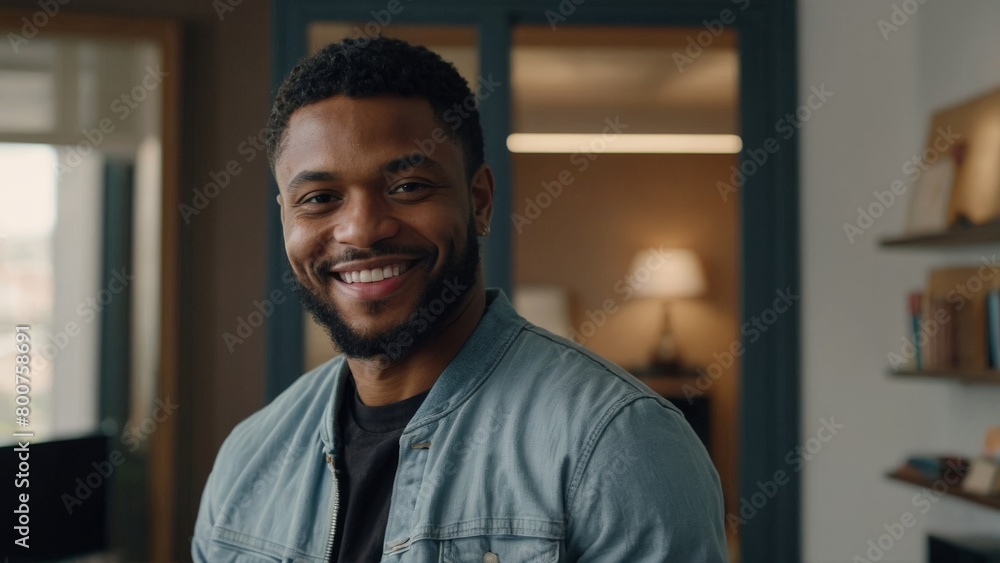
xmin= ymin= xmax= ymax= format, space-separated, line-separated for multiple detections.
xmin=902 ymin=454 xmax=970 ymax=482
xmin=903 ymin=267 xmax=1000 ymax=373
xmin=988 ymin=290 xmax=1000 ymax=369
xmin=908 ymin=292 xmax=923 ymax=370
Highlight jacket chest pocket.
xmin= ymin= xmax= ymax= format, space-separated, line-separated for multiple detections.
xmin=441 ymin=536 xmax=561 ymax=563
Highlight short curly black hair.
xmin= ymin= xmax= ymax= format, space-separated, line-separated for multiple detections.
xmin=266 ymin=36 xmax=484 ymax=180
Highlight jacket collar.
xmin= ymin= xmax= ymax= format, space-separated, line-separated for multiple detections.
xmin=319 ymin=288 xmax=526 ymax=454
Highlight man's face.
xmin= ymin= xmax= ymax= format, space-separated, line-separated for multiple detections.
xmin=275 ymin=95 xmax=491 ymax=362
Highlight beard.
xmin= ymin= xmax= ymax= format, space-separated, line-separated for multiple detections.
xmin=289 ymin=218 xmax=481 ymax=366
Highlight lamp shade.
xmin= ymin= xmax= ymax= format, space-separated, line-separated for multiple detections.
xmin=630 ymin=248 xmax=706 ymax=299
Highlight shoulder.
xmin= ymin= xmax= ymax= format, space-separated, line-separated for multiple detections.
xmin=508 ymin=323 xmax=683 ymax=419
xmin=497 ymin=324 xmax=724 ymax=553
xmin=494 ymin=322 xmax=697 ymax=469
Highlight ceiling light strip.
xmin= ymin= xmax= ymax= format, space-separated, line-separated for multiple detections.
xmin=506 ymin=133 xmax=742 ymax=154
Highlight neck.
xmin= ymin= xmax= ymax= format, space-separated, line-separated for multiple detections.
xmin=346 ymin=281 xmax=487 ymax=406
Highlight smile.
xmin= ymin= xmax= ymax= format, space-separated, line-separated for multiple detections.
xmin=338 ymin=261 xmax=411 ymax=284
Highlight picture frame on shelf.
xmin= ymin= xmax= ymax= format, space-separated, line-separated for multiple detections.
xmin=904 ymin=148 xmax=956 ymax=234
xmin=983 ymin=426 xmax=1000 ymax=462
xmin=961 ymin=458 xmax=1000 ymax=496
xmin=923 ymin=87 xmax=1000 ymax=227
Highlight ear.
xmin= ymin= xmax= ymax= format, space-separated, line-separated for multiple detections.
xmin=276 ymin=192 xmax=284 ymax=227
xmin=469 ymin=163 xmax=494 ymax=234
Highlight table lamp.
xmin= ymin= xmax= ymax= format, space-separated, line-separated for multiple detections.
xmin=630 ymin=248 xmax=706 ymax=373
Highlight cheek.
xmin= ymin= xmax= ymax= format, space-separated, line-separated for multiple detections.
xmin=411 ymin=212 xmax=465 ymax=263
xmin=285 ymin=223 xmax=331 ymax=273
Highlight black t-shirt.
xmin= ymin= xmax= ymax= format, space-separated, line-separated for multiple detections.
xmin=330 ymin=374 xmax=430 ymax=563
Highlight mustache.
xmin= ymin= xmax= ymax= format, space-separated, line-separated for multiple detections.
xmin=312 ymin=243 xmax=436 ymax=276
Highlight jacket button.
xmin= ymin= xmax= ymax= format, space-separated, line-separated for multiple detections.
xmin=483 ymin=551 xmax=499 ymax=563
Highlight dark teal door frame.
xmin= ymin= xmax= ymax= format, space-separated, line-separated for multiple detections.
xmin=268 ymin=3 xmax=800 ymax=561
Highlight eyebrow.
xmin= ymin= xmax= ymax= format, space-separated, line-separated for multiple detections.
xmin=382 ymin=152 xmax=448 ymax=177
xmin=285 ymin=152 xmax=449 ymax=194
xmin=286 ymin=170 xmax=338 ymax=194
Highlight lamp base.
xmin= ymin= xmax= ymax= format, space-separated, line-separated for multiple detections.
xmin=630 ymin=360 xmax=697 ymax=378
xmin=648 ymin=358 xmax=683 ymax=374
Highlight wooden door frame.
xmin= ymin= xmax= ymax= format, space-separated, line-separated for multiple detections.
xmin=268 ymin=2 xmax=800 ymax=561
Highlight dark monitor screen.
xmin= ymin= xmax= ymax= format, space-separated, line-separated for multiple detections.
xmin=3 ymin=434 xmax=109 ymax=562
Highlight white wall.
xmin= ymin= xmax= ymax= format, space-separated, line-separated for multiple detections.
xmin=801 ymin=1 xmax=1000 ymax=561
xmin=914 ymin=0 xmax=1000 ymax=542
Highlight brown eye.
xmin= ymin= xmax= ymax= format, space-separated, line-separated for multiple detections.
xmin=305 ymin=194 xmax=335 ymax=204
xmin=389 ymin=182 xmax=427 ymax=194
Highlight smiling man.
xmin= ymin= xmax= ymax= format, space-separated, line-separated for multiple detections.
xmin=193 ymin=37 xmax=726 ymax=563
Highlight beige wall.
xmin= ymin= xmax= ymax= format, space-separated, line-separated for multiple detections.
xmin=512 ymin=152 xmax=740 ymax=516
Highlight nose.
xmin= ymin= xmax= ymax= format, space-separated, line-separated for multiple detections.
xmin=332 ymin=192 xmax=400 ymax=249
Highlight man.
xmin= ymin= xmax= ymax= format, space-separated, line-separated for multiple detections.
xmin=193 ymin=36 xmax=726 ymax=562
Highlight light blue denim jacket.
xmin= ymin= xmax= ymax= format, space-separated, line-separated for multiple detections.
xmin=193 ymin=289 xmax=727 ymax=562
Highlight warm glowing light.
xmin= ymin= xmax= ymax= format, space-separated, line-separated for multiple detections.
xmin=506 ymin=133 xmax=742 ymax=154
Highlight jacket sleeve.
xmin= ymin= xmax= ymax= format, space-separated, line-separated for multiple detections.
xmin=565 ymin=395 xmax=728 ymax=562
xmin=191 ymin=465 xmax=219 ymax=562
xmin=191 ymin=428 xmax=249 ymax=563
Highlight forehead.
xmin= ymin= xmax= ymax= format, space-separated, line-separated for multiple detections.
xmin=275 ymin=95 xmax=462 ymax=185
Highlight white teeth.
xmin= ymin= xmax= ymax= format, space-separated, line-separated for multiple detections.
xmin=339 ymin=262 xmax=411 ymax=284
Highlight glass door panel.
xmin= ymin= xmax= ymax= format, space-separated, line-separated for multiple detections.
xmin=509 ymin=24 xmax=741 ymax=559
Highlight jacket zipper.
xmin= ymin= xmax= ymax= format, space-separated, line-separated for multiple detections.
xmin=323 ymin=452 xmax=340 ymax=562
